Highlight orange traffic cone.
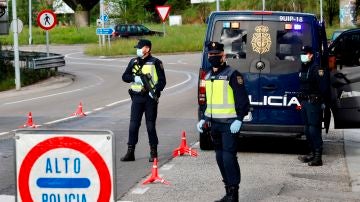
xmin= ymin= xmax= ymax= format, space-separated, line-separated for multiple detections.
xmin=142 ymin=158 xmax=170 ymax=185
xmin=20 ymin=112 xmax=37 ymax=128
xmin=72 ymin=102 xmax=86 ymax=117
xmin=172 ymin=131 xmax=198 ymax=157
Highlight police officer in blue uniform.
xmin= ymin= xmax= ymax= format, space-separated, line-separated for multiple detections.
xmin=121 ymin=39 xmax=166 ymax=162
xmin=197 ymin=41 xmax=250 ymax=202
xmin=298 ymin=45 xmax=329 ymax=166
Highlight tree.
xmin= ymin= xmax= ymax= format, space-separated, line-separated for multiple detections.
xmin=325 ymin=0 xmax=339 ymax=26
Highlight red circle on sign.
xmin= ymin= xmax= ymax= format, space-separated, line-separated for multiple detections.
xmin=37 ymin=9 xmax=57 ymax=30
xmin=18 ymin=136 xmax=112 ymax=202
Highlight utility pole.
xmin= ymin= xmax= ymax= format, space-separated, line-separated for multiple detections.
xmin=12 ymin=0 xmax=21 ymax=90
xmin=29 ymin=0 xmax=32 ymax=44
xmin=262 ymin=0 xmax=266 ymax=11
xmin=320 ymin=0 xmax=323 ymax=22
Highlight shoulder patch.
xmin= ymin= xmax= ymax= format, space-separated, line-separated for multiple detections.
xmin=318 ymin=69 xmax=324 ymax=77
xmin=237 ymin=76 xmax=244 ymax=85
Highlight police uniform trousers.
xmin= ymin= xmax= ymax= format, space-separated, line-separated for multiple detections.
xmin=128 ymin=94 xmax=159 ymax=146
xmin=210 ymin=121 xmax=240 ymax=186
xmin=301 ymin=100 xmax=323 ymax=151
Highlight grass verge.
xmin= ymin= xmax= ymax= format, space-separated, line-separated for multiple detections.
xmin=84 ymin=24 xmax=207 ymax=56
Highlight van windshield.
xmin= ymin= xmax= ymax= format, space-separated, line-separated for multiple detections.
xmin=210 ymin=20 xmax=313 ymax=74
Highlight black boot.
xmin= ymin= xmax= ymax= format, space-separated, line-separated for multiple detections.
xmin=149 ymin=145 xmax=158 ymax=162
xmin=120 ymin=145 xmax=135 ymax=161
xmin=225 ymin=186 xmax=239 ymax=202
xmin=308 ymin=150 xmax=322 ymax=166
xmin=214 ymin=186 xmax=229 ymax=202
xmin=298 ymin=151 xmax=314 ymax=163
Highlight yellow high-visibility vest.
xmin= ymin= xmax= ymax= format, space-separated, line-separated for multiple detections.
xmin=131 ymin=61 xmax=158 ymax=92
xmin=205 ymin=67 xmax=236 ymax=119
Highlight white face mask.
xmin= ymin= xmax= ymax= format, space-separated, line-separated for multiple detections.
xmin=136 ymin=49 xmax=144 ymax=58
xmin=300 ymin=54 xmax=310 ymax=63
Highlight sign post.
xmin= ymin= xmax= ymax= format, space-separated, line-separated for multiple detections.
xmin=156 ymin=5 xmax=171 ymax=37
xmin=15 ymin=129 xmax=115 ymax=202
xmin=37 ymin=10 xmax=57 ymax=57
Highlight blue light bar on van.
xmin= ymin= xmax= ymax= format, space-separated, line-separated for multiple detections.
xmin=284 ymin=23 xmax=302 ymax=30
xmin=294 ymin=24 xmax=302 ymax=30
xmin=223 ymin=22 xmax=230 ymax=28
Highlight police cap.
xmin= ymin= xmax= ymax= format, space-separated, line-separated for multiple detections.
xmin=301 ymin=45 xmax=313 ymax=54
xmin=207 ymin=41 xmax=224 ymax=54
xmin=134 ymin=39 xmax=152 ymax=49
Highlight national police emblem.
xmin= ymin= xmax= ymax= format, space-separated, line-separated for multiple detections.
xmin=318 ymin=69 xmax=324 ymax=77
xmin=251 ymin=25 xmax=272 ymax=54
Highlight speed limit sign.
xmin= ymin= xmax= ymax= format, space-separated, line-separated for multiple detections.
xmin=37 ymin=10 xmax=57 ymax=30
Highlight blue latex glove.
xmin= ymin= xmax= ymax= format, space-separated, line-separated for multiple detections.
xmin=196 ymin=119 xmax=205 ymax=133
xmin=134 ymin=76 xmax=143 ymax=85
xmin=321 ymin=103 xmax=326 ymax=110
xmin=230 ymin=120 xmax=242 ymax=134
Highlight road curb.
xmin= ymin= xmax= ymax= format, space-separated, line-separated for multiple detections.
xmin=343 ymin=129 xmax=360 ymax=192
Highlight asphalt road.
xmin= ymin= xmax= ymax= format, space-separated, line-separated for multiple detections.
xmin=0 ymin=45 xmax=200 ymax=200
xmin=1 ymin=45 xmax=359 ymax=202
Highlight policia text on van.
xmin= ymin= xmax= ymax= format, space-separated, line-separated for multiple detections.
xmin=197 ymin=11 xmax=360 ymax=150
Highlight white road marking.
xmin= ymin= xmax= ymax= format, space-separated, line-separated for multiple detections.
xmin=0 ymin=195 xmax=15 ymax=202
xmin=2 ymin=75 xmax=104 ymax=106
xmin=0 ymin=60 xmax=195 ymax=138
xmin=131 ymin=187 xmax=150 ymax=195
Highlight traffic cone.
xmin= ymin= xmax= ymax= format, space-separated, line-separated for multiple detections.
xmin=72 ymin=102 xmax=86 ymax=117
xmin=142 ymin=158 xmax=170 ymax=185
xmin=20 ymin=112 xmax=37 ymax=128
xmin=172 ymin=131 xmax=198 ymax=157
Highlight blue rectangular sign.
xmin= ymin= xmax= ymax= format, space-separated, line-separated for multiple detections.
xmin=96 ymin=28 xmax=114 ymax=35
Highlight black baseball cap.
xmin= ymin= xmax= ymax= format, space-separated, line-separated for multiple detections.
xmin=301 ymin=45 xmax=313 ymax=54
xmin=134 ymin=39 xmax=152 ymax=49
xmin=207 ymin=41 xmax=224 ymax=54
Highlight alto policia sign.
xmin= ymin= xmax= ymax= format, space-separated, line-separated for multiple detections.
xmin=15 ymin=130 xmax=115 ymax=202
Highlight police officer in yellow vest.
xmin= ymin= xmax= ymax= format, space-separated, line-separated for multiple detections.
xmin=197 ymin=41 xmax=250 ymax=202
xmin=121 ymin=39 xmax=166 ymax=162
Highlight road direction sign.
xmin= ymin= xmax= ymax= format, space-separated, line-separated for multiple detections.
xmin=37 ymin=9 xmax=57 ymax=30
xmin=100 ymin=14 xmax=109 ymax=22
xmin=15 ymin=130 xmax=115 ymax=202
xmin=96 ymin=27 xmax=114 ymax=35
xmin=156 ymin=5 xmax=171 ymax=22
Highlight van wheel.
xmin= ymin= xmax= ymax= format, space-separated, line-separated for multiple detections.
xmin=199 ymin=132 xmax=213 ymax=150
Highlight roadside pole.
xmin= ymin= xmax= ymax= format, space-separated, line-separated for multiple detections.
xmin=28 ymin=0 xmax=32 ymax=45
xmin=100 ymin=0 xmax=105 ymax=46
xmin=12 ymin=0 xmax=21 ymax=90
xmin=46 ymin=30 xmax=49 ymax=57
xmin=216 ymin=0 xmax=220 ymax=11
xmin=320 ymin=0 xmax=323 ymax=22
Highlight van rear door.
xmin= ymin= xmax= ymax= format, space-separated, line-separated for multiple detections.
xmin=328 ymin=29 xmax=360 ymax=128
xmin=208 ymin=12 xmax=316 ymax=129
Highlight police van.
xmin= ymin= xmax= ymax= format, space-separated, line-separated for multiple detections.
xmin=198 ymin=11 xmax=360 ymax=149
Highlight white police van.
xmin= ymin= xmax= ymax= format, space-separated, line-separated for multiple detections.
xmin=198 ymin=11 xmax=360 ymax=149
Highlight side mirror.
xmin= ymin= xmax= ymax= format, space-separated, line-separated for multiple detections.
xmin=328 ymin=55 xmax=336 ymax=71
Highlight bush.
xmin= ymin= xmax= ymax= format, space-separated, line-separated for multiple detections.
xmin=0 ymin=59 xmax=56 ymax=91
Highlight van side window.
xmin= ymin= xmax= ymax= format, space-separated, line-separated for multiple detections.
xmin=276 ymin=30 xmax=303 ymax=61
xmin=220 ymin=28 xmax=247 ymax=59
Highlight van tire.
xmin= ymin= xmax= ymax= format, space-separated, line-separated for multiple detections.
xmin=199 ymin=132 xmax=213 ymax=150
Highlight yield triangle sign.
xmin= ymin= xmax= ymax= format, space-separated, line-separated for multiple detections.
xmin=156 ymin=5 xmax=171 ymax=22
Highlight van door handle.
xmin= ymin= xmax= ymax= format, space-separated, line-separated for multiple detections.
xmin=262 ymin=85 xmax=277 ymax=90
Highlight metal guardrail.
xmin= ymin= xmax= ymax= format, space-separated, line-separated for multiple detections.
xmin=30 ymin=55 xmax=65 ymax=69
xmin=0 ymin=50 xmax=65 ymax=70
